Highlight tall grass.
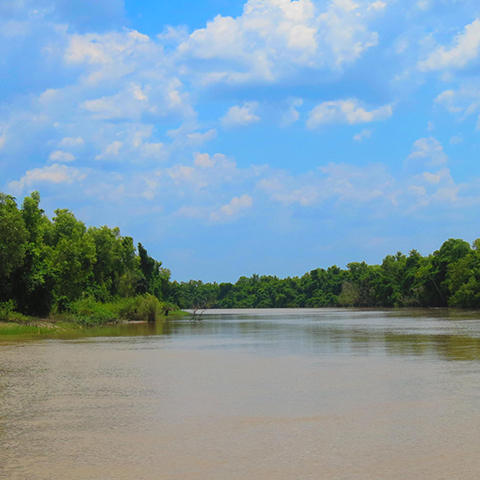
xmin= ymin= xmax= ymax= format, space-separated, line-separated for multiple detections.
xmin=0 ymin=323 xmax=61 ymax=335
xmin=69 ymin=294 xmax=172 ymax=326
xmin=0 ymin=295 xmax=177 ymax=334
xmin=0 ymin=301 xmax=29 ymax=323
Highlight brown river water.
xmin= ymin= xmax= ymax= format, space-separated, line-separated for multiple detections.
xmin=1 ymin=308 xmax=480 ymax=479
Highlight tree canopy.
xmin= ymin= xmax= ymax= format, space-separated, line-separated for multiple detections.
xmin=0 ymin=192 xmax=171 ymax=317
xmin=2 ymin=191 xmax=480 ymax=317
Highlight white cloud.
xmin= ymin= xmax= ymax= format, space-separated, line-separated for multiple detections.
xmin=165 ymin=153 xmax=242 ymax=192
xmin=59 ymin=137 xmax=84 ymax=147
xmin=174 ymin=206 xmax=208 ymax=219
xmin=186 ymin=129 xmax=217 ymax=146
xmin=194 ymin=152 xmax=216 ymax=168
xmin=368 ymin=1 xmax=386 ymax=10
xmin=221 ymin=102 xmax=260 ymax=127
xmin=91 ymin=124 xmax=168 ymax=162
xmin=210 ymin=194 xmax=253 ymax=222
xmin=271 ymin=185 xmax=321 ymax=206
xmin=409 ymin=185 xmax=426 ymax=196
xmin=281 ymin=98 xmax=303 ymax=127
xmin=9 ymin=163 xmax=86 ymax=192
xmin=450 ymin=135 xmax=463 ymax=145
xmin=435 ymin=87 xmax=480 ymax=127
xmin=177 ymin=0 xmax=380 ymax=84
xmin=416 ymin=0 xmax=431 ymax=11
xmin=418 ymin=19 xmax=480 ymax=72
xmin=319 ymin=162 xmax=397 ymax=204
xmin=423 ymin=168 xmax=451 ymax=184
xmin=141 ymin=142 xmax=164 ymax=158
xmin=257 ymin=162 xmax=398 ymax=207
xmin=353 ymin=128 xmax=373 ymax=141
xmin=80 ymin=82 xmax=163 ymax=120
xmin=407 ymin=137 xmax=448 ymax=166
xmin=307 ymin=99 xmax=392 ymax=129
xmin=167 ymin=165 xmax=195 ymax=181
xmin=65 ymin=30 xmax=151 ymax=69
xmin=408 ymin=168 xmax=460 ymax=207
xmin=0 ymin=122 xmax=8 ymax=149
xmin=96 ymin=140 xmax=123 ymax=160
xmin=48 ymin=150 xmax=76 ymax=163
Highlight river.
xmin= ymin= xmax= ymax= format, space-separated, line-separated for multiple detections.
xmin=1 ymin=308 xmax=480 ymax=479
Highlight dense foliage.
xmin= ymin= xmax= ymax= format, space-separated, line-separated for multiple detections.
xmin=0 ymin=192 xmax=173 ymax=321
xmin=172 ymin=240 xmax=480 ymax=310
xmin=2 ymin=191 xmax=480 ymax=318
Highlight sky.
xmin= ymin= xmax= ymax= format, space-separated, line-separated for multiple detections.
xmin=2 ymin=0 xmax=480 ymax=282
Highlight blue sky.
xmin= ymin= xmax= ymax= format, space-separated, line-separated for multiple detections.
xmin=2 ymin=0 xmax=480 ymax=282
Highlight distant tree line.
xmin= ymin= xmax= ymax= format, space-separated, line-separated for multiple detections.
xmin=0 ymin=192 xmax=172 ymax=318
xmin=2 ymin=191 xmax=480 ymax=318
xmin=171 ymin=239 xmax=480 ymax=310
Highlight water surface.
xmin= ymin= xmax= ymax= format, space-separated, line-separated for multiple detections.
xmin=1 ymin=308 xmax=480 ymax=479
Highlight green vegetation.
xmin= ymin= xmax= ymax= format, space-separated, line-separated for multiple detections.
xmin=0 ymin=321 xmax=81 ymax=336
xmin=171 ymin=239 xmax=480 ymax=310
xmin=0 ymin=191 xmax=178 ymax=325
xmin=2 ymin=191 xmax=480 ymax=322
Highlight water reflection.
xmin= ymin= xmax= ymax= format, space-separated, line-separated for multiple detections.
xmin=172 ymin=309 xmax=480 ymax=362
xmin=2 ymin=309 xmax=480 ymax=363
xmin=2 ymin=309 xmax=480 ymax=480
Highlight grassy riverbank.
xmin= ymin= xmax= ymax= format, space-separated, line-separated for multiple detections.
xmin=0 ymin=294 xmax=187 ymax=336
xmin=0 ymin=321 xmax=83 ymax=336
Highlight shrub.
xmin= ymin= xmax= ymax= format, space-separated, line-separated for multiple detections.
xmin=0 ymin=300 xmax=29 ymax=323
xmin=70 ymin=297 xmax=117 ymax=326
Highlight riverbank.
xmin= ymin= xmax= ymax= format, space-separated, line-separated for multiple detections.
xmin=0 ymin=295 xmax=188 ymax=337
xmin=0 ymin=309 xmax=189 ymax=337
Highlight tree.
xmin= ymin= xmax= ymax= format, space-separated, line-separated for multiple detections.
xmin=0 ymin=193 xmax=27 ymax=301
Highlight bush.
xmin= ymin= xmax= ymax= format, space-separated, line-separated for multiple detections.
xmin=70 ymin=297 xmax=117 ymax=326
xmin=64 ymin=294 xmax=173 ymax=326
xmin=108 ymin=294 xmax=167 ymax=322
xmin=0 ymin=300 xmax=29 ymax=323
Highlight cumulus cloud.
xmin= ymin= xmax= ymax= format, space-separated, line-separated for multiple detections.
xmin=408 ymin=168 xmax=461 ymax=208
xmin=177 ymin=0 xmax=380 ymax=84
xmin=319 ymin=162 xmax=398 ymax=204
xmin=2 ymin=0 xmax=478 ymax=240
xmin=256 ymin=162 xmax=398 ymax=207
xmin=307 ymin=99 xmax=392 ymax=129
xmin=419 ymin=19 xmax=480 ymax=72
xmin=96 ymin=140 xmax=123 ymax=160
xmin=80 ymin=80 xmax=194 ymax=120
xmin=407 ymin=137 xmax=448 ymax=166
xmin=65 ymin=30 xmax=151 ymax=69
xmin=59 ymin=137 xmax=84 ymax=147
xmin=48 ymin=150 xmax=76 ymax=163
xmin=210 ymin=194 xmax=253 ymax=222
xmin=91 ymin=124 xmax=169 ymax=162
xmin=221 ymin=102 xmax=261 ymax=127
xmin=435 ymin=87 xmax=480 ymax=128
xmin=165 ymin=153 xmax=243 ymax=192
xmin=281 ymin=98 xmax=303 ymax=127
xmin=450 ymin=135 xmax=463 ymax=145
xmin=141 ymin=142 xmax=164 ymax=158
xmin=368 ymin=1 xmax=386 ymax=10
xmin=194 ymin=152 xmax=216 ymax=168
xmin=423 ymin=168 xmax=452 ymax=184
xmin=353 ymin=128 xmax=373 ymax=141
xmin=9 ymin=164 xmax=86 ymax=192
xmin=186 ymin=129 xmax=217 ymax=146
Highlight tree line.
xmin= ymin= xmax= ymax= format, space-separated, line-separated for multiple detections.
xmin=0 ymin=191 xmax=173 ymax=321
xmin=172 ymin=240 xmax=480 ymax=310
xmin=2 ymin=191 xmax=480 ymax=320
